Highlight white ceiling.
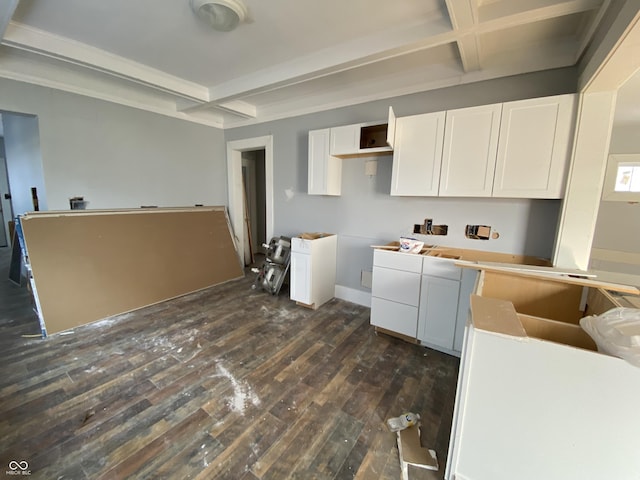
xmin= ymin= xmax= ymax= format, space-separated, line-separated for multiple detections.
xmin=0 ymin=0 xmax=613 ymax=128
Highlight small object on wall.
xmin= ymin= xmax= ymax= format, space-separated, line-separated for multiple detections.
xmin=70 ymin=196 xmax=87 ymax=210
xmin=430 ymin=224 xmax=448 ymax=235
xmin=31 ymin=187 xmax=39 ymax=211
xmin=364 ymin=159 xmax=378 ymax=177
xmin=465 ymin=225 xmax=492 ymax=240
xmin=414 ymin=219 xmax=447 ymax=235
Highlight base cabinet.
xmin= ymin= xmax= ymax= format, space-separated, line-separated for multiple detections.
xmin=290 ymin=234 xmax=337 ymax=308
xmin=370 ymin=250 xmax=422 ymax=337
xmin=370 ymin=297 xmax=418 ymax=338
xmin=371 ymin=249 xmax=471 ymax=356
xmin=446 ymin=286 xmax=640 ymax=480
xmin=417 ymin=275 xmax=460 ymax=350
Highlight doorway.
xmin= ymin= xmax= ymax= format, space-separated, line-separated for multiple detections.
xmin=0 ymin=139 xmax=9 ymax=248
xmin=242 ymin=149 xmax=267 ymax=264
xmin=227 ymin=136 xmax=274 ymax=266
xmin=0 ymin=115 xmax=12 ymax=248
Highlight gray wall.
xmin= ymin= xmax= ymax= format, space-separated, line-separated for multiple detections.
xmin=225 ymin=68 xmax=577 ymax=293
xmin=2 ymin=113 xmax=47 ymax=215
xmin=0 ymin=77 xmax=226 ymax=211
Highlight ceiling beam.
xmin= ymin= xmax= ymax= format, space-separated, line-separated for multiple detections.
xmin=0 ymin=0 xmax=18 ymax=39
xmin=213 ymin=101 xmax=257 ymax=119
xmin=2 ymin=22 xmax=210 ymax=103
xmin=479 ymin=0 xmax=603 ymax=25
xmin=204 ymin=19 xmax=454 ymax=104
xmin=445 ymin=0 xmax=482 ymax=72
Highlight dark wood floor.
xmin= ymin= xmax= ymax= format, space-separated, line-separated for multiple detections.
xmin=0 ymin=246 xmax=459 ymax=479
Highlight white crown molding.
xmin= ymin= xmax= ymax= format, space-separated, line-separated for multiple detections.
xmin=3 ymin=21 xmax=211 ymax=102
xmin=0 ymin=67 xmax=224 ymax=129
xmin=0 ymin=0 xmax=18 ymax=38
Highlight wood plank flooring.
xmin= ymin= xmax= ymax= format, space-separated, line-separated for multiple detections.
xmin=0 ymin=246 xmax=459 ymax=479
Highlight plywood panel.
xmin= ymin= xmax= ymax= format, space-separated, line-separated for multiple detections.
xmin=21 ymin=207 xmax=243 ymax=335
xmin=480 ymin=271 xmax=584 ymax=323
xmin=518 ymin=314 xmax=597 ymax=351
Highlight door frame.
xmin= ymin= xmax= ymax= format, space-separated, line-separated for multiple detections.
xmin=226 ymin=135 xmax=274 ymax=263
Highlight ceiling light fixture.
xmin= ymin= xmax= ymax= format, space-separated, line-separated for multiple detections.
xmin=190 ymin=0 xmax=248 ymax=32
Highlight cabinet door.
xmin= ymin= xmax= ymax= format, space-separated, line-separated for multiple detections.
xmin=440 ymin=104 xmax=502 ymax=197
xmin=391 ymin=111 xmax=446 ymax=196
xmin=330 ymin=124 xmax=360 ymax=156
xmin=370 ymin=297 xmax=418 ymax=337
xmin=308 ymin=129 xmax=341 ymax=195
xmin=387 ymin=106 xmax=396 ymax=148
xmin=290 ymin=252 xmax=311 ymax=304
xmin=453 ymin=269 xmax=477 ymax=353
xmin=493 ymin=94 xmax=576 ymax=198
xmin=372 ymin=267 xmax=421 ymax=307
xmin=417 ymin=275 xmax=460 ymax=350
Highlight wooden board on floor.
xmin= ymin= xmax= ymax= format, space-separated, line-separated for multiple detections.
xmin=20 ymin=207 xmax=243 ymax=334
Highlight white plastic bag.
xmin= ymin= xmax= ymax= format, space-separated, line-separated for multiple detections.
xmin=580 ymin=307 xmax=640 ymax=367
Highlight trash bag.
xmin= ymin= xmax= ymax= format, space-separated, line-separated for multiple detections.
xmin=580 ymin=307 xmax=640 ymax=367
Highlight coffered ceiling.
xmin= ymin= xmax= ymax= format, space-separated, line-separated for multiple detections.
xmin=0 ymin=0 xmax=611 ymax=128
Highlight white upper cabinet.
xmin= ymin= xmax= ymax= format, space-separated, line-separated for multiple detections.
xmin=330 ymin=125 xmax=360 ymax=156
xmin=439 ymin=104 xmax=502 ymax=197
xmin=387 ymin=106 xmax=396 ymax=149
xmin=493 ymin=94 xmax=576 ymax=198
xmin=308 ymin=128 xmax=341 ymax=196
xmin=330 ymin=122 xmax=393 ymax=156
xmin=391 ymin=111 xmax=446 ymax=196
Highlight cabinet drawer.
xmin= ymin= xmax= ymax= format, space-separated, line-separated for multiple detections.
xmin=373 ymin=249 xmax=422 ymax=273
xmin=370 ymin=297 xmax=418 ymax=338
xmin=372 ymin=267 xmax=421 ymax=306
xmin=422 ymin=257 xmax=462 ymax=281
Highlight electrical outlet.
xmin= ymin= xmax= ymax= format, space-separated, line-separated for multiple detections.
xmin=361 ymin=270 xmax=373 ymax=289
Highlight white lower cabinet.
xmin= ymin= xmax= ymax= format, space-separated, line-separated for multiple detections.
xmin=290 ymin=252 xmax=312 ymax=305
xmin=370 ymin=297 xmax=418 ymax=338
xmin=370 ymin=250 xmax=422 ymax=338
xmin=290 ymin=234 xmax=337 ymax=308
xmin=371 ymin=249 xmax=472 ymax=356
xmin=417 ymin=275 xmax=460 ymax=350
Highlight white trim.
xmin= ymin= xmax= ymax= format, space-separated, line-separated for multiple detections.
xmin=226 ymin=136 xmax=274 ymax=264
xmin=334 ymin=285 xmax=372 ymax=308
xmin=4 ymin=22 xmax=209 ymax=102
xmin=0 ymin=67 xmax=225 ymax=129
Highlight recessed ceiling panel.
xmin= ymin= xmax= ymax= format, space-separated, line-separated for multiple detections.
xmin=12 ymin=0 xmax=449 ymax=85
xmin=480 ymin=12 xmax=587 ymax=57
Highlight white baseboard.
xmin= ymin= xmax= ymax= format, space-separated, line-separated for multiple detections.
xmin=334 ymin=285 xmax=371 ymax=308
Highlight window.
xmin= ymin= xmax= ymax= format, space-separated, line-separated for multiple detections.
xmin=602 ymin=154 xmax=640 ymax=202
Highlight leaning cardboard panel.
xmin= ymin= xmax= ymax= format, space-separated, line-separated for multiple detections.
xmin=21 ymin=207 xmax=243 ymax=335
